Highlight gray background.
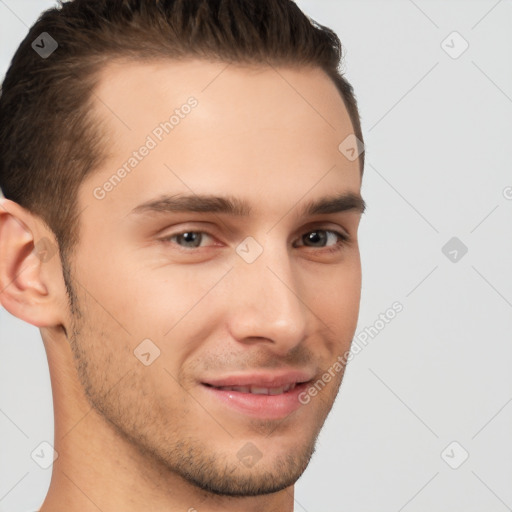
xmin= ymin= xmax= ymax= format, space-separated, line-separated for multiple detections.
xmin=1 ymin=1 xmax=511 ymax=511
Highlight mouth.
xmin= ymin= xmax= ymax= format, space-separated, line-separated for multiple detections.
xmin=203 ymin=382 xmax=298 ymax=395
xmin=200 ymin=371 xmax=314 ymax=419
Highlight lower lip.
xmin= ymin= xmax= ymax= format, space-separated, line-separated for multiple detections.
xmin=200 ymin=383 xmax=310 ymax=419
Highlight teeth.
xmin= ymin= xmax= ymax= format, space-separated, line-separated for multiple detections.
xmin=214 ymin=383 xmax=297 ymax=395
xmin=231 ymin=386 xmax=250 ymax=393
xmin=251 ymin=386 xmax=270 ymax=395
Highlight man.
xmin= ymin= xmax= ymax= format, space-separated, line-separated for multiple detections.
xmin=0 ymin=0 xmax=366 ymax=510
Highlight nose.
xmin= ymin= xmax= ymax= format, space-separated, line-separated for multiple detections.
xmin=224 ymin=242 xmax=309 ymax=355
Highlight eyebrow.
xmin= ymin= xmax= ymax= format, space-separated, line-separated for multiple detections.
xmin=130 ymin=192 xmax=366 ymax=218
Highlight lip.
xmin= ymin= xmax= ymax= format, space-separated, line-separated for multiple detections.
xmin=202 ymin=370 xmax=314 ymax=388
xmin=200 ymin=370 xmax=315 ymax=420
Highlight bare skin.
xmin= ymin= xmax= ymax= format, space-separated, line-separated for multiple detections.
xmin=0 ymin=59 xmax=364 ymax=512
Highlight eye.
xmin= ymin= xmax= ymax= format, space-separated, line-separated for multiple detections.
xmin=160 ymin=228 xmax=350 ymax=253
xmin=161 ymin=231 xmax=214 ymax=249
xmin=295 ymin=229 xmax=349 ymax=252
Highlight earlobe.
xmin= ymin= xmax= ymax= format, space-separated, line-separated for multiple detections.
xmin=0 ymin=199 xmax=65 ymax=328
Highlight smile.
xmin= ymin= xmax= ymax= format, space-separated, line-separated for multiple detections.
xmin=205 ymin=383 xmax=297 ymax=395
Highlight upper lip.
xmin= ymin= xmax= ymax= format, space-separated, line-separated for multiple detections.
xmin=202 ymin=370 xmax=315 ymax=388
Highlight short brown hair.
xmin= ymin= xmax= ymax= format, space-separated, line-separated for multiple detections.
xmin=0 ymin=0 xmax=364 ymax=265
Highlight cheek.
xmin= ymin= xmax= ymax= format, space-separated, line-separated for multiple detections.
xmin=315 ymin=272 xmax=361 ymax=363
xmin=79 ymin=249 xmax=225 ymax=332
xmin=106 ymin=262 xmax=232 ymax=371
xmin=306 ymin=258 xmax=362 ymax=329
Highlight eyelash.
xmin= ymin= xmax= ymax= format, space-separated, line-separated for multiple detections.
xmin=160 ymin=228 xmax=350 ymax=254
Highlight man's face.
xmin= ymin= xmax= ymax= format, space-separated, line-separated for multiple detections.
xmin=67 ymin=59 xmax=363 ymax=495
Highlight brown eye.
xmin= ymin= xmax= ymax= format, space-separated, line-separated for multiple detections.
xmin=297 ymin=230 xmax=349 ymax=249
xmin=303 ymin=230 xmax=328 ymax=247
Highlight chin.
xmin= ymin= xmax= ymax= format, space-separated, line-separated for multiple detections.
xmin=179 ymin=447 xmax=316 ymax=497
xmin=145 ymin=428 xmax=319 ymax=498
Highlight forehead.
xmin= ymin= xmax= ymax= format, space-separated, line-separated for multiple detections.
xmin=93 ymin=58 xmax=350 ymax=125
xmin=80 ymin=59 xmax=361 ymax=219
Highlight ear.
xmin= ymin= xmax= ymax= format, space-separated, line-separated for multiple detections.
xmin=0 ymin=198 xmax=68 ymax=328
